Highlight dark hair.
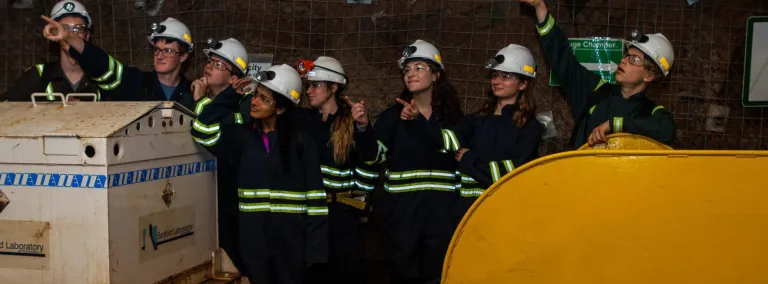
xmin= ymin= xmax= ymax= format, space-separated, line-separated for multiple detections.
xmin=272 ymin=91 xmax=297 ymax=173
xmin=475 ymin=73 xmax=536 ymax=127
xmin=398 ymin=60 xmax=463 ymax=125
xmin=325 ymin=83 xmax=355 ymax=165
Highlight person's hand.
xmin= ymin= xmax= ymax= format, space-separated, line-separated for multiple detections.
xmin=395 ymin=98 xmax=419 ymax=120
xmin=519 ymin=0 xmax=544 ymax=6
xmin=345 ymin=96 xmax=369 ymax=126
xmin=587 ymin=121 xmax=611 ymax=146
xmin=191 ymin=77 xmax=208 ymax=101
xmin=455 ymin=148 xmax=469 ymax=162
xmin=232 ymin=78 xmax=253 ymax=95
xmin=41 ymin=15 xmax=70 ymax=42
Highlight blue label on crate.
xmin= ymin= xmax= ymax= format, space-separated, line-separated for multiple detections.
xmin=0 ymin=160 xmax=217 ymax=189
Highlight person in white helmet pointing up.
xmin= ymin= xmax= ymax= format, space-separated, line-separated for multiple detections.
xmin=521 ymin=0 xmax=676 ymax=148
xmin=2 ymin=0 xmax=105 ymax=102
xmin=39 ymin=15 xmax=198 ymax=110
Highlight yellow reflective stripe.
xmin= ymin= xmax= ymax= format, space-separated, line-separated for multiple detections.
xmin=239 ymin=188 xmax=325 ymax=200
xmin=613 ymin=117 xmax=624 ymax=132
xmin=354 ymin=180 xmax=375 ymax=191
xmin=502 ymin=160 xmax=514 ymax=172
xmin=93 ymin=56 xmax=115 ymax=82
xmin=307 ymin=206 xmax=329 ymax=216
xmin=192 ymin=120 xmax=220 ymax=134
xmin=195 ymin=97 xmax=212 ymax=115
xmin=652 ymin=105 xmax=664 ymax=115
xmin=98 ymin=61 xmax=123 ymax=90
xmin=96 ymin=89 xmax=101 ymax=101
xmin=46 ymin=83 xmax=55 ymax=101
xmin=589 ymin=105 xmax=596 ymax=115
xmin=386 ymin=169 xmax=455 ymax=180
xmin=489 ymin=161 xmax=500 ymax=182
xmin=460 ymin=174 xmax=479 ymax=183
xmin=384 ymin=182 xmax=457 ymax=193
xmin=306 ymin=190 xmax=327 ymax=200
xmin=238 ymin=188 xmax=269 ymax=198
xmin=238 ymin=203 xmax=328 ymax=215
xmin=460 ymin=189 xmax=484 ymax=198
xmin=355 ymin=167 xmax=378 ymax=179
xmin=324 ymin=179 xmax=355 ymax=189
xmin=320 ymin=166 xmax=354 ymax=177
xmin=365 ymin=140 xmax=389 ymax=165
xmin=36 ymin=64 xmax=44 ymax=76
xmin=193 ymin=132 xmax=220 ymax=146
xmin=537 ymin=14 xmax=555 ymax=35
xmin=442 ymin=129 xmax=460 ymax=151
xmin=594 ymin=78 xmax=607 ymax=91
xmin=234 ymin=113 xmax=243 ymax=124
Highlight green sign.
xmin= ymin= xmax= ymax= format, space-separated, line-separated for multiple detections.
xmin=549 ymin=38 xmax=624 ymax=86
xmin=743 ymin=16 xmax=768 ymax=107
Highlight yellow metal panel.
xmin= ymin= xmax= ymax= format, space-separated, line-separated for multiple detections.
xmin=578 ymin=133 xmax=673 ymax=150
xmin=443 ymin=149 xmax=768 ymax=284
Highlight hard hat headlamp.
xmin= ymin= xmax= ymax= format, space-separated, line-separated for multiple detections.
xmin=206 ymin=38 xmax=222 ymax=50
xmin=296 ymin=60 xmax=314 ymax=75
xmin=255 ymin=71 xmax=277 ymax=82
xmin=486 ymin=54 xmax=505 ymax=68
xmin=151 ymin=23 xmax=166 ymax=34
xmin=630 ymin=30 xmax=649 ymax=43
xmin=401 ymin=46 xmax=417 ymax=59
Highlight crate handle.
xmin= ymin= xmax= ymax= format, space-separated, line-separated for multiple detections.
xmin=31 ymin=93 xmax=66 ymax=107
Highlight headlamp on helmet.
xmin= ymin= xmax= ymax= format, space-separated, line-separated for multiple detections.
xmin=255 ymin=71 xmax=277 ymax=82
xmin=401 ymin=46 xmax=417 ymax=60
xmin=206 ymin=38 xmax=223 ymax=50
xmin=486 ymin=54 xmax=505 ymax=69
xmin=296 ymin=60 xmax=314 ymax=75
xmin=629 ymin=30 xmax=650 ymax=44
xmin=151 ymin=23 xmax=166 ymax=34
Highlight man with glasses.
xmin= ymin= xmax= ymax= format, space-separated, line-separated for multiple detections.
xmin=2 ymin=0 xmax=105 ymax=102
xmin=521 ymin=0 xmax=676 ymax=148
xmin=39 ymin=15 xmax=197 ymax=110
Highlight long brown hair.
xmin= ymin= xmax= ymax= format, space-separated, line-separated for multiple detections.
xmin=397 ymin=60 xmax=463 ymax=125
xmin=476 ymin=73 xmax=535 ymax=127
xmin=327 ymin=83 xmax=355 ymax=165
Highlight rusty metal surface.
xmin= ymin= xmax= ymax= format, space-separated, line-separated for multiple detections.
xmin=0 ymin=101 xmax=164 ymax=138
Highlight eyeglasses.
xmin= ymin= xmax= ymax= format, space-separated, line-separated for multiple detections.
xmin=490 ymin=71 xmax=519 ymax=81
xmin=62 ymin=24 xmax=88 ymax=35
xmin=623 ymin=52 xmax=645 ymax=67
xmin=153 ymin=47 xmax=181 ymax=58
xmin=403 ymin=64 xmax=430 ymax=75
xmin=207 ymin=59 xmax=233 ymax=73
xmin=252 ymin=92 xmax=274 ymax=106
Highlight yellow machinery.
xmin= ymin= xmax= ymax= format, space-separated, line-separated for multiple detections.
xmin=442 ymin=134 xmax=768 ymax=283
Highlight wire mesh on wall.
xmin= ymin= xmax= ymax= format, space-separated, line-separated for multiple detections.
xmin=1 ymin=0 xmax=767 ymax=154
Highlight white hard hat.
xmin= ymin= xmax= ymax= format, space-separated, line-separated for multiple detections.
xmin=254 ymin=64 xmax=304 ymax=105
xmin=203 ymin=38 xmax=249 ymax=75
xmin=398 ymin=39 xmax=444 ymax=70
xmin=486 ymin=44 xmax=537 ymax=78
xmin=51 ymin=1 xmax=91 ymax=29
xmin=626 ymin=31 xmax=674 ymax=77
xmin=147 ymin=17 xmax=193 ymax=52
xmin=299 ymin=56 xmax=348 ymax=86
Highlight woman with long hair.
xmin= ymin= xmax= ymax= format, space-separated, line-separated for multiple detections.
xmin=294 ymin=56 xmax=378 ymax=284
xmin=453 ymin=44 xmax=544 ymax=214
xmin=359 ymin=39 xmax=465 ymax=284
xmin=192 ymin=63 xmax=328 ymax=283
